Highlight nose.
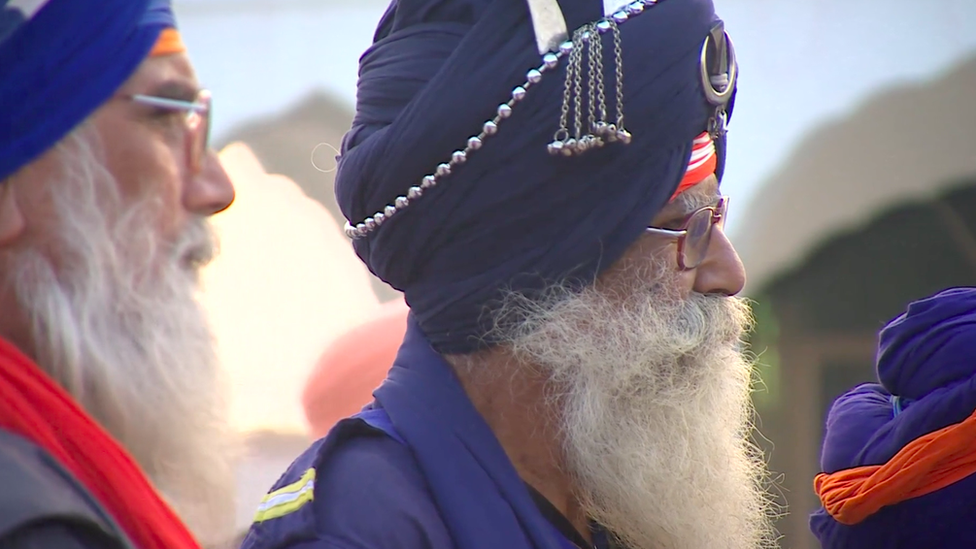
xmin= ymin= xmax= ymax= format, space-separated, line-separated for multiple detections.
xmin=183 ymin=149 xmax=235 ymax=215
xmin=692 ymin=226 xmax=746 ymax=296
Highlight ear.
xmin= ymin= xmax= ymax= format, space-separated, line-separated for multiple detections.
xmin=0 ymin=182 xmax=26 ymax=247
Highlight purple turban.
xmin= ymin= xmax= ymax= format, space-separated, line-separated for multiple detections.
xmin=811 ymin=287 xmax=976 ymax=548
xmin=334 ymin=0 xmax=737 ymax=353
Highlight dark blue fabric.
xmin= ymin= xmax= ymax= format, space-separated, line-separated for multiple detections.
xmin=367 ymin=314 xmax=569 ymax=549
xmin=356 ymin=405 xmax=603 ymax=549
xmin=0 ymin=0 xmax=176 ymax=181
xmin=240 ymin=316 xmax=605 ymax=549
xmin=239 ymin=417 xmax=454 ymax=549
xmin=335 ymin=0 xmax=732 ymax=353
xmin=810 ymin=287 xmax=976 ymax=548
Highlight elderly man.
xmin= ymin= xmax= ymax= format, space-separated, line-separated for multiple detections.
xmin=243 ymin=0 xmax=774 ymax=548
xmin=812 ymin=287 xmax=976 ymax=548
xmin=0 ymin=1 xmax=236 ymax=548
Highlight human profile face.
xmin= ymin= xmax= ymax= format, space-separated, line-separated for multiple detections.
xmin=597 ymin=175 xmax=746 ymax=300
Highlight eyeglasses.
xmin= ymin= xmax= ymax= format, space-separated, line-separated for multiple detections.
xmin=130 ymin=89 xmax=212 ymax=174
xmin=645 ymin=196 xmax=729 ymax=271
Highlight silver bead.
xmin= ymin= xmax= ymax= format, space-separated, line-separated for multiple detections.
xmin=542 ymin=53 xmax=559 ymax=70
xmin=364 ymin=218 xmax=377 ymax=231
xmin=580 ymin=30 xmax=592 ymax=43
xmin=612 ymin=11 xmax=628 ymax=23
xmin=468 ymin=136 xmax=483 ymax=150
xmin=526 ymin=69 xmax=542 ymax=84
xmin=373 ymin=212 xmax=386 ymax=225
xmin=596 ymin=20 xmax=612 ymax=33
xmin=344 ymin=224 xmax=357 ymax=238
xmin=642 ymin=0 xmax=657 ymax=5
xmin=436 ymin=163 xmax=451 ymax=177
xmin=547 ymin=141 xmax=564 ymax=155
xmin=384 ymin=205 xmax=397 ymax=217
xmin=563 ymin=138 xmax=577 ymax=156
xmin=395 ymin=196 xmax=409 ymax=208
xmin=626 ymin=2 xmax=643 ymax=15
xmin=617 ymin=129 xmax=633 ymax=144
xmin=511 ymin=86 xmax=527 ymax=102
xmin=422 ymin=175 xmax=437 ymax=188
xmin=452 ymin=150 xmax=467 ymax=164
xmin=483 ymin=120 xmax=498 ymax=135
xmin=581 ymin=136 xmax=595 ymax=153
xmin=356 ymin=222 xmax=367 ymax=233
xmin=407 ymin=186 xmax=423 ymax=199
xmin=559 ymin=41 xmax=574 ymax=55
xmin=497 ymin=104 xmax=513 ymax=119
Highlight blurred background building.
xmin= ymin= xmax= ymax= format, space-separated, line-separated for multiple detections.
xmin=169 ymin=0 xmax=976 ymax=546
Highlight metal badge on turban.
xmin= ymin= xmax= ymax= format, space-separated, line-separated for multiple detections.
xmin=343 ymin=0 xmax=739 ymax=241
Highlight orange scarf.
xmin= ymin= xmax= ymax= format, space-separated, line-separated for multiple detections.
xmin=0 ymin=337 xmax=202 ymax=549
xmin=814 ymin=406 xmax=976 ymax=525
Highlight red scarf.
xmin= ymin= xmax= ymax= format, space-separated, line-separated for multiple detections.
xmin=0 ymin=337 xmax=202 ymax=549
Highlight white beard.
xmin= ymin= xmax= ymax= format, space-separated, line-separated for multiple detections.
xmin=6 ymin=128 xmax=238 ymax=546
xmin=493 ymin=266 xmax=776 ymax=549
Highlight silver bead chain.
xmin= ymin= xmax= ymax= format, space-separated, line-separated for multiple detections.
xmin=344 ymin=0 xmax=661 ymax=239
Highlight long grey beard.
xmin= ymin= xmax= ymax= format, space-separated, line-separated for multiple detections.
xmin=493 ymin=274 xmax=776 ymax=549
xmin=6 ymin=129 xmax=238 ymax=545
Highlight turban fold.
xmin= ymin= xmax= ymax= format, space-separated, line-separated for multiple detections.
xmin=811 ymin=287 xmax=976 ymax=548
xmin=335 ymin=0 xmax=735 ymax=353
xmin=0 ymin=0 xmax=179 ymax=181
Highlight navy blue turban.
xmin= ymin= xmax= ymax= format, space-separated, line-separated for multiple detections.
xmin=0 ymin=0 xmax=176 ymax=181
xmin=335 ymin=0 xmax=734 ymax=354
xmin=811 ymin=287 xmax=976 ymax=548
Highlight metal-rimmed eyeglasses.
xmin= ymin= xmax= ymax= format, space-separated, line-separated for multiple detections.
xmin=130 ymin=89 xmax=212 ymax=174
xmin=645 ymin=196 xmax=729 ymax=271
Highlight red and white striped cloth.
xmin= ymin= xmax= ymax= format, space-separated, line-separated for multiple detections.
xmin=671 ymin=131 xmax=717 ymax=200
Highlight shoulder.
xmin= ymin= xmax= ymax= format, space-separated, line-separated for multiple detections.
xmin=0 ymin=520 xmax=127 ymax=549
xmin=0 ymin=429 xmax=126 ymax=545
xmin=241 ymin=418 xmax=452 ymax=549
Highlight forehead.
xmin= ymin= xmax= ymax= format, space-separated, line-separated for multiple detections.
xmin=116 ymin=53 xmax=199 ymax=95
xmin=655 ymin=175 xmax=721 ymax=221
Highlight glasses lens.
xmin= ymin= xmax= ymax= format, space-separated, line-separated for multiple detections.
xmin=681 ymin=207 xmax=714 ymax=269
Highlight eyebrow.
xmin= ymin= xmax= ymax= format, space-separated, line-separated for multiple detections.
xmin=652 ymin=186 xmax=722 ymax=226
xmin=141 ymin=79 xmax=200 ymax=102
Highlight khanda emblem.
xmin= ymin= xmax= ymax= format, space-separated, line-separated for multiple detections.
xmin=0 ymin=0 xmax=50 ymax=45
xmin=700 ymin=22 xmax=738 ymax=139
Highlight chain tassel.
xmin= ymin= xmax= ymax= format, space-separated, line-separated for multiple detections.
xmin=547 ymin=19 xmax=631 ymax=156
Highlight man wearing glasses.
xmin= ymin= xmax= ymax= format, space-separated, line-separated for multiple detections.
xmin=0 ymin=1 xmax=235 ymax=548
xmin=244 ymin=0 xmax=775 ymax=548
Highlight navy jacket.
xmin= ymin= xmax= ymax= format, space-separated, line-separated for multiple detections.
xmin=0 ymin=428 xmax=133 ymax=549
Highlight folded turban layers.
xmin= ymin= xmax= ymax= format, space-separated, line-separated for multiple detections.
xmin=810 ymin=288 xmax=976 ymax=548
xmin=335 ymin=0 xmax=735 ymax=354
xmin=0 ymin=0 xmax=183 ymax=182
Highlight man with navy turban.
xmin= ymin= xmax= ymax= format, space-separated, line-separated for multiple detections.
xmin=0 ymin=1 xmax=236 ymax=548
xmin=811 ymin=287 xmax=976 ymax=548
xmin=244 ymin=0 xmax=775 ymax=548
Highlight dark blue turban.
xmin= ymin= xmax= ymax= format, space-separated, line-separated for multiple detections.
xmin=335 ymin=0 xmax=734 ymax=354
xmin=811 ymin=287 xmax=976 ymax=548
xmin=0 ymin=0 xmax=176 ymax=181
